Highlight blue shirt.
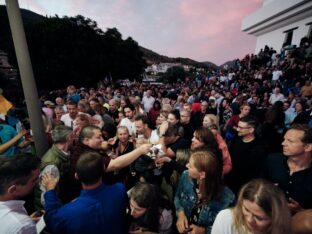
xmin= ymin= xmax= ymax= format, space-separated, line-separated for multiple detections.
xmin=0 ymin=124 xmax=22 ymax=157
xmin=44 ymin=183 xmax=127 ymax=234
xmin=66 ymin=93 xmax=81 ymax=103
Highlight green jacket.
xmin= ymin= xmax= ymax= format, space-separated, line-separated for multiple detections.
xmin=34 ymin=145 xmax=71 ymax=209
xmin=40 ymin=144 xmax=70 ymax=176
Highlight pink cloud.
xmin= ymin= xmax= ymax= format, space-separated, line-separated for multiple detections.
xmin=0 ymin=0 xmax=263 ymax=65
xmin=162 ymin=0 xmax=263 ymax=64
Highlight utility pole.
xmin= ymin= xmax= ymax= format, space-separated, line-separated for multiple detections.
xmin=5 ymin=0 xmax=49 ymax=157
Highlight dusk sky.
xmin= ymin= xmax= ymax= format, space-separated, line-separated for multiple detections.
xmin=1 ymin=0 xmax=263 ymax=65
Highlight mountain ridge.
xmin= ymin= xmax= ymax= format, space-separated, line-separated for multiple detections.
xmin=0 ymin=5 xmax=218 ymax=69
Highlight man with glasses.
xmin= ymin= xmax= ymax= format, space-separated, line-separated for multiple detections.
xmin=225 ymin=116 xmax=267 ymax=194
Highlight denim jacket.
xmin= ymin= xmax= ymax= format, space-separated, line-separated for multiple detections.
xmin=174 ymin=171 xmax=235 ymax=234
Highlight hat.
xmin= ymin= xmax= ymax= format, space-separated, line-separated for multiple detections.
xmin=44 ymin=100 xmax=55 ymax=106
xmin=209 ymin=96 xmax=216 ymax=102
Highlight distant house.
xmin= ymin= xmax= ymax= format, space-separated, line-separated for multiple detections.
xmin=145 ymin=63 xmax=182 ymax=74
xmin=242 ymin=0 xmax=312 ymax=53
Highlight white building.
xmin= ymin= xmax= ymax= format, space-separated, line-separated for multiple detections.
xmin=242 ymin=0 xmax=312 ymax=53
xmin=145 ymin=63 xmax=182 ymax=74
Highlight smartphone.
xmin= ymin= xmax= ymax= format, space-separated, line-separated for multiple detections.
xmin=33 ymin=210 xmax=44 ymax=217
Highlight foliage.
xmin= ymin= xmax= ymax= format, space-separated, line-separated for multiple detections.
xmin=0 ymin=6 xmax=146 ymax=89
xmin=160 ymin=66 xmax=188 ymax=83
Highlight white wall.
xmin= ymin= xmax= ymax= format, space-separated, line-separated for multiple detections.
xmin=242 ymin=0 xmax=307 ymax=31
xmin=263 ymin=0 xmax=275 ymax=6
xmin=255 ymin=16 xmax=312 ymax=53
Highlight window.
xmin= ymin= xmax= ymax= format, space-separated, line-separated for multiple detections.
xmin=306 ymin=22 xmax=312 ymax=41
xmin=283 ymin=27 xmax=298 ymax=47
xmin=284 ymin=31 xmax=293 ymax=46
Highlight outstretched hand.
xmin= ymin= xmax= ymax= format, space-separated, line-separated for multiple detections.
xmin=138 ymin=144 xmax=152 ymax=155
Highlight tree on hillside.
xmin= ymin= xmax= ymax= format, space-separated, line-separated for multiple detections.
xmin=161 ymin=66 xmax=187 ymax=83
xmin=0 ymin=9 xmax=146 ymax=89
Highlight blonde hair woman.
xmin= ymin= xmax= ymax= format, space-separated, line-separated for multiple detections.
xmin=202 ymin=114 xmax=220 ymax=132
xmin=212 ymin=179 xmax=291 ymax=234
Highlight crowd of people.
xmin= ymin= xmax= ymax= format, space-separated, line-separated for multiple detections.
xmin=0 ymin=39 xmax=312 ymax=234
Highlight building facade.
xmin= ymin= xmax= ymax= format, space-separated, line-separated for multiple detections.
xmin=242 ymin=0 xmax=312 ymax=53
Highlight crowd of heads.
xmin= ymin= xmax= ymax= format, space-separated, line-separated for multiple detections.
xmin=1 ymin=38 xmax=312 ymax=233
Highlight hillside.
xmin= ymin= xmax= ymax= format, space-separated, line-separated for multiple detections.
xmin=0 ymin=5 xmax=44 ymax=24
xmin=140 ymin=46 xmax=218 ymax=69
xmin=0 ymin=5 xmax=217 ymax=82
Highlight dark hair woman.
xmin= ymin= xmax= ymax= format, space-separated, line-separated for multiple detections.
xmin=261 ymin=100 xmax=285 ymax=153
xmin=129 ymin=182 xmax=173 ymax=234
xmin=148 ymin=100 xmax=162 ymax=129
xmin=191 ymin=127 xmax=224 ymax=174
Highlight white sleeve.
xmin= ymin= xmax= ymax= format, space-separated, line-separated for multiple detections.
xmin=211 ymin=209 xmax=235 ymax=234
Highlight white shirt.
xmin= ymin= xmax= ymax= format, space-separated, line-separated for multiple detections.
xmin=220 ymin=75 xmax=228 ymax=83
xmin=120 ymin=118 xmax=136 ymax=136
xmin=272 ymin=70 xmax=282 ymax=81
xmin=60 ymin=112 xmax=88 ymax=128
xmin=149 ymin=129 xmax=160 ymax=144
xmin=60 ymin=113 xmax=75 ymax=128
xmin=0 ymin=200 xmax=37 ymax=234
xmin=211 ymin=209 xmax=250 ymax=234
xmin=269 ymin=93 xmax=285 ymax=104
xmin=142 ymin=95 xmax=155 ymax=113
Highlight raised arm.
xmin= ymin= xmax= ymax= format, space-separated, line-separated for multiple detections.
xmin=0 ymin=129 xmax=27 ymax=154
xmin=105 ymin=143 xmax=151 ymax=172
